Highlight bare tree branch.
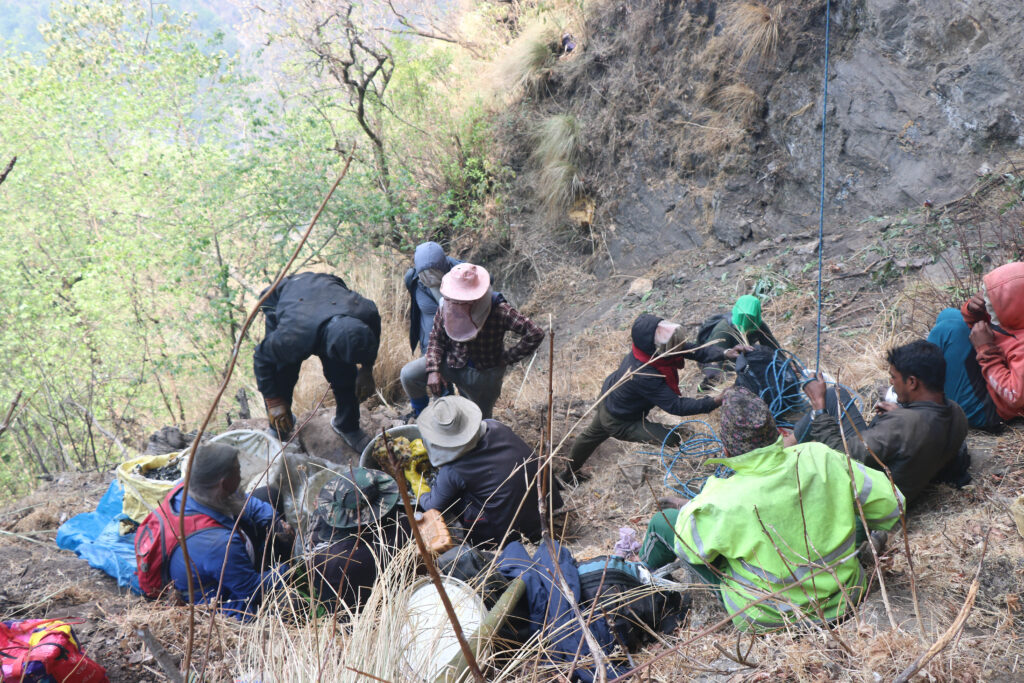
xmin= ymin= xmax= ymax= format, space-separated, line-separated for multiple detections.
xmin=0 ymin=390 xmax=22 ymax=439
xmin=0 ymin=156 xmax=15 ymax=186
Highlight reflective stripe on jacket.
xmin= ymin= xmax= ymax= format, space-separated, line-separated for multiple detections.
xmin=673 ymin=438 xmax=904 ymax=631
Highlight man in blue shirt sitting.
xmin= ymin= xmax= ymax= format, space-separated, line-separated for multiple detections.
xmin=167 ymin=444 xmax=293 ymax=620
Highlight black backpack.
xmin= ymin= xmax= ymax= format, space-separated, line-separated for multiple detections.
xmin=735 ymin=347 xmax=809 ymax=424
xmin=576 ymin=556 xmax=690 ymax=651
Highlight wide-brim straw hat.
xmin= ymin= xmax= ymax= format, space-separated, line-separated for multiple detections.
xmin=440 ymin=263 xmax=490 ymax=302
xmin=417 ymin=396 xmax=483 ymax=453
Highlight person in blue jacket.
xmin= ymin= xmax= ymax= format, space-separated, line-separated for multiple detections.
xmin=167 ymin=444 xmax=293 ymax=621
xmin=404 ymin=242 xmax=461 ymax=355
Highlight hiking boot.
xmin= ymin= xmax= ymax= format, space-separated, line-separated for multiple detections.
xmin=331 ymin=419 xmax=371 ymax=453
xmin=858 ymin=530 xmax=889 ymax=560
xmin=557 ymin=468 xmax=591 ymax=488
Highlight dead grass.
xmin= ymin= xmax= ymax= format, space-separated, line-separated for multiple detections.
xmin=530 ymin=113 xmax=585 ymax=216
xmin=727 ymin=1 xmax=782 ymax=68
xmin=710 ymin=82 xmax=763 ymax=126
xmin=496 ymin=23 xmax=558 ymax=99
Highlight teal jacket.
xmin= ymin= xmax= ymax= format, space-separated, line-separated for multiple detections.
xmin=674 ymin=438 xmax=904 ymax=631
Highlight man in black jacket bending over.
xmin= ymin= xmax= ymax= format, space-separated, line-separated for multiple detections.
xmin=253 ymin=272 xmax=380 ymax=452
xmin=563 ymin=313 xmax=748 ymax=483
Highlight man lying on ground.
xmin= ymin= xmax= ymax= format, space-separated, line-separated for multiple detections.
xmin=641 ymin=386 xmax=903 ymax=632
xmin=416 ymin=396 xmax=559 ymax=547
xmin=801 ymin=340 xmax=970 ymax=500
xmin=563 ymin=313 xmax=749 ymax=483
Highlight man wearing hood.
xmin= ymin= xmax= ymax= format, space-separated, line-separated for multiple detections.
xmin=253 ymin=272 xmax=380 ymax=452
xmin=416 ymin=396 xmax=558 ymax=547
xmin=955 ymin=261 xmax=1024 ymax=424
xmin=563 ymin=313 xmax=748 ymax=483
xmin=404 ymin=242 xmax=461 ymax=355
xmin=696 ymin=295 xmax=780 ymax=389
xmin=400 ymin=263 xmax=545 ymax=419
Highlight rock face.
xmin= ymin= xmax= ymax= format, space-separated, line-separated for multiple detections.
xmin=534 ymin=0 xmax=1024 ymax=267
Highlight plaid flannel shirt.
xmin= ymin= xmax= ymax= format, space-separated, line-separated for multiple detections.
xmin=425 ymin=301 xmax=544 ymax=373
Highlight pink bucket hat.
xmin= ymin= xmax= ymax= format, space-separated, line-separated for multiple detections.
xmin=440 ymin=263 xmax=491 ymax=302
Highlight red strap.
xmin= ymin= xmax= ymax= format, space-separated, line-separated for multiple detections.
xmin=632 ymin=344 xmax=682 ymax=396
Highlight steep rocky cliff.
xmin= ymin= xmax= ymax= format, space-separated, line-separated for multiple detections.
xmin=503 ymin=0 xmax=1024 ymax=272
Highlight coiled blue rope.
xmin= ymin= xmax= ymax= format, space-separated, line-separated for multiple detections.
xmin=641 ymin=420 xmax=733 ymax=499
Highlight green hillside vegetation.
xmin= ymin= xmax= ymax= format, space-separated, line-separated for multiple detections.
xmin=0 ymin=0 xmax=505 ymax=495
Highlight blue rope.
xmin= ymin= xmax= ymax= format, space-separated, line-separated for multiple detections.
xmin=759 ymin=348 xmax=863 ymax=429
xmin=641 ymin=420 xmax=733 ymax=499
xmin=815 ymin=0 xmax=833 ymax=373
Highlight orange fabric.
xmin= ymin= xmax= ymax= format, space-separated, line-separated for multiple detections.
xmin=961 ymin=262 xmax=1024 ymax=419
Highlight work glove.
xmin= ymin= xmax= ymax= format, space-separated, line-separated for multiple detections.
xmin=355 ymin=365 xmax=376 ymax=402
xmin=264 ymin=396 xmax=295 ymax=441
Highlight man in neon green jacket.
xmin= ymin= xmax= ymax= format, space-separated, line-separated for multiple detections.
xmin=642 ymin=386 xmax=904 ymax=631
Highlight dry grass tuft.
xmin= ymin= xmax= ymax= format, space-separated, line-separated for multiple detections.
xmin=711 ymin=82 xmax=763 ymax=126
xmin=727 ymin=2 xmax=782 ymax=68
xmin=530 ymin=114 xmax=585 ymax=216
xmin=496 ymin=24 xmax=558 ymax=99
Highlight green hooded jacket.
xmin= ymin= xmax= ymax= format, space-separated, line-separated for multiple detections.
xmin=673 ymin=438 xmax=904 ymax=631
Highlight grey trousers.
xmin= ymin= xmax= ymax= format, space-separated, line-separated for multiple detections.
xmin=566 ymin=402 xmax=683 ymax=474
xmin=400 ymin=356 xmax=507 ymax=419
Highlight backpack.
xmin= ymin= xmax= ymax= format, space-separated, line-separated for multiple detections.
xmin=134 ymin=482 xmax=225 ymax=598
xmin=695 ymin=313 xmax=730 ymax=346
xmin=734 ymin=347 xmax=808 ymax=424
xmin=576 ymin=556 xmax=691 ymax=651
xmin=0 ymin=619 xmax=108 ymax=683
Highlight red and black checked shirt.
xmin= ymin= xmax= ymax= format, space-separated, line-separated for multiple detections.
xmin=425 ymin=301 xmax=545 ymax=373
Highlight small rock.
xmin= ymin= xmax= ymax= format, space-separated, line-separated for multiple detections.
xmin=977 ymin=162 xmax=993 ymax=176
xmin=895 ymin=256 xmax=932 ymax=269
xmin=794 ymin=240 xmax=820 ymax=256
xmin=626 ymin=277 xmax=654 ymax=297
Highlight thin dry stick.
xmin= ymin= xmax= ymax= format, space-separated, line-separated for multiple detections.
xmin=381 ymin=428 xmax=485 ymax=683
xmin=893 ymin=530 xmax=989 ymax=683
xmin=179 ymin=148 xmax=356 ymax=679
xmin=831 ymin=378 xmax=924 ymax=633
xmin=0 ymin=389 xmax=21 ymax=438
xmin=534 ymin=326 xmax=610 ymax=682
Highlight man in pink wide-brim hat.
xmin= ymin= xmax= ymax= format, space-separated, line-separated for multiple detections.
xmin=399 ymin=263 xmax=544 ymax=419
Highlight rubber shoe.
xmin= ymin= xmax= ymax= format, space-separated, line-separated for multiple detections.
xmin=331 ymin=419 xmax=371 ymax=453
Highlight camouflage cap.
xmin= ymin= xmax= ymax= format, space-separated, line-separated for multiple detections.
xmin=718 ymin=385 xmax=778 ymax=456
xmin=314 ymin=468 xmax=400 ymax=531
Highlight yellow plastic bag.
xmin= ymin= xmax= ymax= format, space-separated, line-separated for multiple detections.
xmin=116 ymin=453 xmax=182 ymax=523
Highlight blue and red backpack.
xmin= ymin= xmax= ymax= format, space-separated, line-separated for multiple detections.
xmin=134 ymin=482 xmax=225 ymax=598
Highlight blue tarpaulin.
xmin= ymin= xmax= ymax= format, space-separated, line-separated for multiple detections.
xmin=56 ymin=480 xmax=142 ymax=594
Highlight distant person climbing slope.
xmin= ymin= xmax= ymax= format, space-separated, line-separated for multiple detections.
xmin=404 ymin=241 xmax=461 ymax=355
xmin=400 ymin=263 xmax=544 ymax=419
xmin=253 ymin=272 xmax=380 ymax=452
xmin=563 ymin=313 xmax=750 ymax=483
xmin=695 ymin=295 xmax=780 ymax=390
